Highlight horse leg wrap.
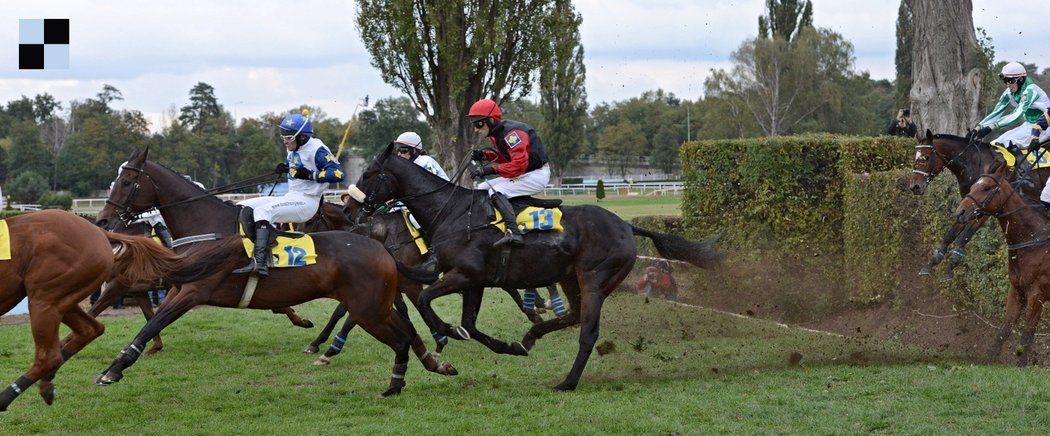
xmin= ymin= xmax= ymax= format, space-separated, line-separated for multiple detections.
xmin=0 ymin=376 xmax=34 ymax=411
xmin=431 ymin=331 xmax=449 ymax=346
xmin=551 ymin=296 xmax=568 ymax=317
xmin=523 ymin=289 xmax=537 ymax=311
xmin=324 ymin=335 xmax=347 ymax=358
xmin=117 ymin=343 xmax=143 ymax=368
xmin=391 ymin=363 xmax=408 ymax=379
xmin=950 ymin=249 xmax=964 ymax=261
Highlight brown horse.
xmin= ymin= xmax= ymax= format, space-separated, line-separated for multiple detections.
xmin=0 ymin=209 xmax=191 ymax=411
xmin=354 ymin=142 xmax=724 ymax=391
xmin=955 ymin=159 xmax=1050 ymax=365
xmin=93 ymin=149 xmax=456 ymax=396
xmin=908 ymin=131 xmax=1048 ymax=279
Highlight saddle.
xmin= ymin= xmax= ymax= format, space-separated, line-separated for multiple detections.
xmin=485 ymin=196 xmax=562 ymax=221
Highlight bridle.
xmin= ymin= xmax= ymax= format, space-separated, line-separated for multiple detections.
xmin=912 ymin=137 xmax=974 ymax=185
xmin=105 ymin=163 xmax=154 ymax=226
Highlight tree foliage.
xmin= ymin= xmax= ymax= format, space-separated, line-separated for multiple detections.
xmin=356 ymin=0 xmax=557 ymax=181
xmin=354 ymin=97 xmax=433 ymax=159
xmin=538 ymin=0 xmax=588 ymax=185
xmin=893 ymin=0 xmax=913 ymax=109
xmin=758 ymin=0 xmax=813 ymax=42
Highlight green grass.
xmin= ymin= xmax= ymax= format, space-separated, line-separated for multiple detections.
xmin=555 ymin=194 xmax=681 ymax=219
xmin=3 ymin=292 xmax=1048 ymax=434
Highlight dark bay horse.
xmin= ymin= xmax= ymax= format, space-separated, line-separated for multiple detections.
xmin=354 ymin=142 xmax=724 ymax=391
xmin=955 ymin=160 xmax=1050 ymax=366
xmin=0 ymin=209 xmax=191 ymax=411
xmin=303 ymin=199 xmax=543 ymax=365
xmin=907 ymin=131 xmax=1047 ymax=279
xmin=94 ymin=149 xmax=456 ymax=397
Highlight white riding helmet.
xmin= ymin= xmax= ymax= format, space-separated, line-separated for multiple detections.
xmin=1000 ymin=61 xmax=1027 ymax=79
xmin=395 ymin=131 xmax=423 ymax=150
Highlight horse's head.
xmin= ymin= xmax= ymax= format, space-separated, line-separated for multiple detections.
xmin=354 ymin=142 xmax=404 ymax=215
xmin=97 ymin=148 xmax=159 ymax=230
xmin=955 ymin=160 xmax=1011 ymax=222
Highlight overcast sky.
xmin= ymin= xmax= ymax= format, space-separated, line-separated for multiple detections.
xmin=0 ymin=0 xmax=1044 ymax=131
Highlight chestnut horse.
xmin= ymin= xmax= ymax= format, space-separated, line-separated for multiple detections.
xmin=908 ymin=131 xmax=1048 ymax=279
xmin=93 ymin=149 xmax=456 ymax=397
xmin=354 ymin=142 xmax=724 ymax=391
xmin=0 ymin=209 xmax=191 ymax=411
xmin=955 ymin=159 xmax=1050 ymax=365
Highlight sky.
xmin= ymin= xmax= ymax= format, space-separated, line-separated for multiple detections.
xmin=0 ymin=0 xmax=1045 ymax=132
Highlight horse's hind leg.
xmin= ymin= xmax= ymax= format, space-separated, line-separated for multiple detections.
xmin=38 ymin=307 xmax=105 ymax=405
xmin=1016 ymin=293 xmax=1045 ymax=367
xmin=274 ymin=306 xmax=314 ymax=328
xmin=0 ymin=307 xmax=64 ymax=411
xmin=521 ymin=280 xmax=582 ymax=351
xmin=502 ymin=287 xmax=543 ymax=324
xmin=133 ymin=293 xmax=164 ymax=355
xmin=305 ymin=303 xmax=347 ymax=353
xmin=990 ymin=284 xmax=1023 ymax=360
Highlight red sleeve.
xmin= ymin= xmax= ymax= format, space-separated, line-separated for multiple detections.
xmin=493 ymin=129 xmax=531 ymax=178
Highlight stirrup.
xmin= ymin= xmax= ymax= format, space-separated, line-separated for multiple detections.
xmin=493 ymin=231 xmax=523 ymax=247
xmin=232 ymin=259 xmax=259 ymax=274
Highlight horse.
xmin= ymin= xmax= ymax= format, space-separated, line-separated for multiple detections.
xmin=93 ymin=149 xmax=456 ymax=397
xmin=907 ymin=130 xmax=1047 ymax=279
xmin=353 ymin=142 xmax=724 ymax=391
xmin=0 ymin=209 xmax=192 ymax=411
xmin=302 ymin=198 xmax=545 ymax=365
xmin=955 ymin=158 xmax=1050 ymax=366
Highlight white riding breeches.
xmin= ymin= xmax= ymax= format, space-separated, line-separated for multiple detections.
xmin=238 ymin=191 xmax=319 ymax=224
xmin=992 ymin=122 xmax=1050 ymax=149
xmin=476 ymin=165 xmax=550 ymax=198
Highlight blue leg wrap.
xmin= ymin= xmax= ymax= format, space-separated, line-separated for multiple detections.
xmin=551 ymin=296 xmax=568 ymax=317
xmin=431 ymin=331 xmax=448 ymax=346
xmin=523 ymin=289 xmax=537 ymax=310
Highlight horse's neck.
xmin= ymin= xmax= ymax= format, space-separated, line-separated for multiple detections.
xmin=158 ymin=191 xmax=235 ymax=238
xmin=995 ymin=199 xmax=1050 ymax=246
xmin=946 ymin=148 xmax=991 ymax=192
xmin=399 ymin=184 xmax=470 ymax=233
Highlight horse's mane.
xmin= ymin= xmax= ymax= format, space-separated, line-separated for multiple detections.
xmin=932 ymin=133 xmax=969 ymax=142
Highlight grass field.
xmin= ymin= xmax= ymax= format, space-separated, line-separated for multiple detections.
xmin=2 ymin=292 xmax=1049 ymax=433
xmin=555 ymin=194 xmax=681 ymax=219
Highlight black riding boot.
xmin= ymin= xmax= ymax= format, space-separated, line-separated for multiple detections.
xmin=1015 ymin=149 xmax=1037 ymax=191
xmin=233 ymin=221 xmax=273 ymax=277
xmin=419 ymin=251 xmax=439 ymax=273
xmin=491 ymin=193 xmax=524 ymax=247
xmin=153 ymin=222 xmax=174 ymax=248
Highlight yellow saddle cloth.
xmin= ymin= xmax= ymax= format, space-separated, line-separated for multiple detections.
xmin=401 ymin=210 xmax=429 ymax=255
xmin=239 ymin=224 xmax=317 ymax=268
xmin=493 ymin=206 xmax=564 ymax=233
xmin=0 ymin=220 xmax=10 ymax=260
xmin=993 ymin=144 xmax=1050 ymax=170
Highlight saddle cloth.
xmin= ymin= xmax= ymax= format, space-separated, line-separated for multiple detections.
xmin=238 ymin=223 xmax=317 ymax=268
xmin=993 ymin=144 xmax=1050 ymax=170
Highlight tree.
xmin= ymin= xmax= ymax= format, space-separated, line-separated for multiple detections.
xmin=538 ymin=0 xmax=588 ymax=186
xmin=178 ymin=82 xmax=223 ymax=132
xmin=598 ymin=120 xmax=645 ymax=178
xmin=595 ymin=179 xmax=605 ymax=201
xmin=354 ymin=97 xmax=433 ymax=160
xmin=893 ymin=0 xmax=913 ymax=110
xmin=6 ymin=170 xmax=48 ymax=203
xmin=758 ymin=0 xmax=813 ymax=42
xmin=910 ymin=0 xmax=983 ymax=134
xmin=356 ymin=0 xmax=559 ymax=182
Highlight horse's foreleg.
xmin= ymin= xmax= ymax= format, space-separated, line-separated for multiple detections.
xmin=921 ymin=220 xmax=970 ymax=276
xmin=942 ymin=220 xmax=983 ymax=281
xmin=133 ymin=293 xmax=164 ymax=355
xmin=460 ymin=287 xmax=527 ymax=356
xmin=305 ymin=303 xmax=347 ymax=353
xmin=501 ymin=287 xmax=543 ymax=324
xmin=96 ymin=290 xmax=200 ymax=386
xmin=314 ymin=314 xmax=356 ymax=366
xmin=416 ymin=280 xmax=468 ymax=340
xmin=990 ymin=284 xmax=1023 ymax=360
xmin=522 ymin=282 xmax=581 ymax=350
xmin=554 ymin=288 xmax=606 ymax=392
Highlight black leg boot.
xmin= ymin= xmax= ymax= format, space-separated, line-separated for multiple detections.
xmin=1016 ymin=154 xmax=1036 ymax=191
xmin=491 ymin=192 xmax=523 ymax=247
xmin=233 ymin=221 xmax=273 ymax=277
xmin=153 ymin=222 xmax=174 ymax=248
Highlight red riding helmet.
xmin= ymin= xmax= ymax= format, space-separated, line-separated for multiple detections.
xmin=467 ymin=98 xmax=503 ymax=123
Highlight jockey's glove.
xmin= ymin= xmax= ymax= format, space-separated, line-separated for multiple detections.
xmin=470 ymin=166 xmax=496 ymax=179
xmin=291 ymin=167 xmax=314 ymax=180
xmin=275 ymin=162 xmax=290 ymax=175
xmin=976 ymin=126 xmax=992 ymax=138
xmin=471 ymin=149 xmax=487 ymax=161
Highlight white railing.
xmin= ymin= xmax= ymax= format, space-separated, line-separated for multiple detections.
xmin=71 ymin=190 xmax=349 ymax=216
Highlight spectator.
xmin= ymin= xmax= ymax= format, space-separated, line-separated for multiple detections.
xmin=886 ymin=109 xmax=917 ymax=137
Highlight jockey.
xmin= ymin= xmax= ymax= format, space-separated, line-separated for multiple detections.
xmin=467 ymin=98 xmax=551 ymax=247
xmin=972 ymin=61 xmax=1050 ymax=190
xmin=393 ymin=131 xmax=449 ymax=271
xmin=234 ymin=110 xmax=344 ymax=277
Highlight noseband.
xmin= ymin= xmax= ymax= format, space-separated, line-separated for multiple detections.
xmin=912 ymin=140 xmax=971 ymax=184
xmin=105 ymin=164 xmax=154 ymax=225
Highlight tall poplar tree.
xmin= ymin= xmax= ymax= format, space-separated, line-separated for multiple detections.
xmin=538 ymin=0 xmax=587 ymax=186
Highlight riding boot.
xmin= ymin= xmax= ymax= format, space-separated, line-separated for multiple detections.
xmin=491 ymin=192 xmax=523 ymax=247
xmin=1015 ymin=151 xmax=1037 ymax=191
xmin=233 ymin=221 xmax=273 ymax=277
xmin=153 ymin=222 xmax=174 ymax=248
xmin=419 ymin=251 xmax=439 ymax=273
xmin=1042 ymin=201 xmax=1050 ymax=217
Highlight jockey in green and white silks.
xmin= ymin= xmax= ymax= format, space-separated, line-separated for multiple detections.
xmin=976 ymin=62 xmax=1050 ymax=149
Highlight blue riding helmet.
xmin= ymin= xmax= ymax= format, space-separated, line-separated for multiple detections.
xmin=278 ymin=113 xmax=313 ymax=139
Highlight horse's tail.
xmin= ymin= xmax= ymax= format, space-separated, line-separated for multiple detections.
xmin=629 ymin=225 xmax=725 ymax=269
xmin=107 ymin=232 xmax=239 ymax=285
xmin=106 ymin=232 xmax=185 ymax=286
xmin=395 ymin=260 xmax=439 ymax=285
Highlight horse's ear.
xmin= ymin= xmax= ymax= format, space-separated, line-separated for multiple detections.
xmin=925 ymin=129 xmax=933 ymax=141
xmin=381 ymin=141 xmax=395 ymax=160
xmin=129 ymin=148 xmax=146 ymax=164
xmin=143 ymin=144 xmax=150 ymax=161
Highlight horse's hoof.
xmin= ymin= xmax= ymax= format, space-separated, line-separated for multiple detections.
xmin=552 ymin=382 xmax=577 ymax=392
xmin=510 ymin=342 xmax=529 ymax=356
xmin=437 ymin=362 xmax=458 ymax=376
xmin=940 ymin=273 xmax=954 ymax=282
xmin=917 ymin=266 xmax=932 ymax=276
xmin=299 ymin=320 xmax=315 ymax=329
xmin=40 ymin=382 xmax=55 ymax=406
xmin=94 ymin=371 xmax=121 ymax=386
xmin=313 ymin=356 xmax=332 ymax=366
xmin=452 ymin=326 xmax=471 ymax=340
xmin=303 ymin=345 xmax=320 ymax=354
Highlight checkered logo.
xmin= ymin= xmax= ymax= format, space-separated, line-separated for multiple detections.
xmin=19 ymin=19 xmax=69 ymax=70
